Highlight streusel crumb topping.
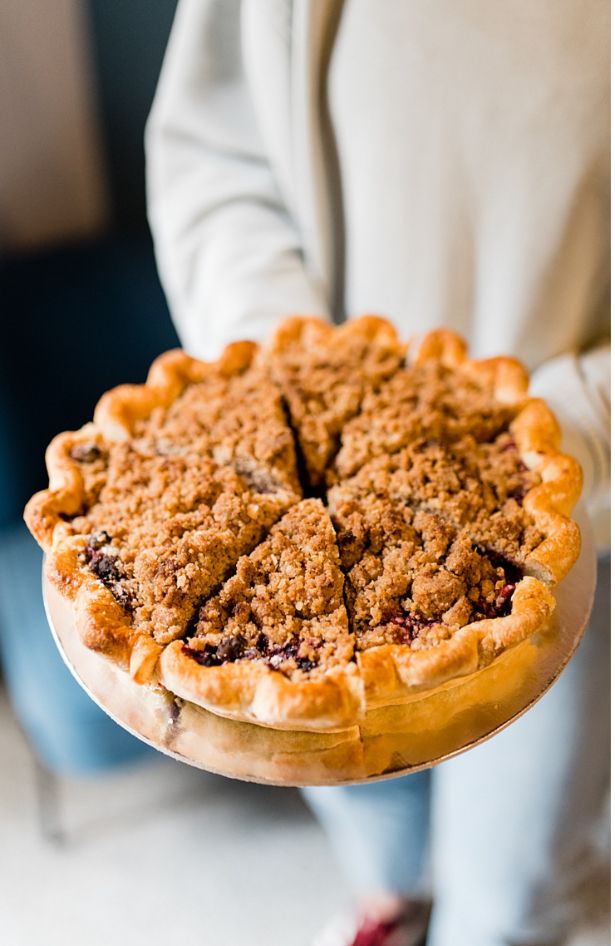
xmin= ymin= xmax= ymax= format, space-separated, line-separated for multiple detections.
xmin=184 ymin=500 xmax=352 ymax=678
xmin=70 ymin=445 xmax=295 ymax=644
xmin=332 ymin=362 xmax=515 ymax=481
xmin=66 ymin=362 xmax=303 ymax=645
xmin=267 ymin=320 xmax=404 ymax=485
xmin=132 ymin=363 xmax=300 ymax=496
xmin=328 ymin=489 xmax=521 ymax=651
xmin=332 ymin=432 xmax=544 ymax=563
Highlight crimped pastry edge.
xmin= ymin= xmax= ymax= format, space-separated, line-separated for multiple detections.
xmin=411 ymin=329 xmax=530 ymax=404
xmin=356 ymin=577 xmax=555 ymax=709
xmin=94 ymin=341 xmax=259 ymax=441
xmin=24 ymin=342 xmax=261 ymax=549
xmin=511 ymin=399 xmax=582 ymax=582
xmin=158 ymin=577 xmax=555 ymax=725
xmin=25 ymin=423 xmax=105 ymax=550
xmin=45 ymin=535 xmax=162 ymax=683
xmin=266 ymin=312 xmax=406 ymax=357
xmin=159 ymin=641 xmax=365 ymax=732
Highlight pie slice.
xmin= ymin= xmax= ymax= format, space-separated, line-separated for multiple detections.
xmin=330 ymin=414 xmax=580 ymax=583
xmin=25 ymin=344 xmax=301 ymax=682
xmin=265 ymin=315 xmax=406 ymax=486
xmin=328 ymin=486 xmax=555 ymax=707
xmin=331 ymin=330 xmax=528 ymax=482
xmin=160 ymin=500 xmax=362 ymax=731
xmin=97 ymin=342 xmax=300 ymax=497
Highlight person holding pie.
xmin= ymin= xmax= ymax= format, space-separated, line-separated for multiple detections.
xmin=40 ymin=3 xmax=614 ymax=945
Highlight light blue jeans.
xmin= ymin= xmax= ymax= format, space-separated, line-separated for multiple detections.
xmin=303 ymin=560 xmax=610 ymax=946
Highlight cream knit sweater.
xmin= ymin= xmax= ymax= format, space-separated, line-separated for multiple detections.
xmin=146 ymin=0 xmax=610 ymax=549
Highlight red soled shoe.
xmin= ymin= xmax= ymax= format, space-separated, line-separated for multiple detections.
xmin=351 ymin=914 xmax=400 ymax=946
xmin=313 ymin=900 xmax=431 ymax=946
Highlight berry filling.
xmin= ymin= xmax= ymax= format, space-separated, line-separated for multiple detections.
xmin=80 ymin=531 xmax=134 ymax=613
xmin=386 ymin=612 xmax=436 ymax=644
xmin=181 ymin=643 xmax=223 ymax=667
xmin=54 ymin=326 xmax=549 ymax=682
xmin=329 ymin=490 xmax=524 ymax=651
xmin=480 ymin=549 xmax=523 ymax=584
xmin=70 ymin=442 xmax=105 ymax=464
xmin=265 ymin=636 xmax=319 ymax=673
xmin=182 ymin=631 xmax=321 ymax=674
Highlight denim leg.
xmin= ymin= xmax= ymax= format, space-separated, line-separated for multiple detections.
xmin=428 ymin=560 xmax=610 ymax=946
xmin=302 ymin=769 xmax=432 ymax=896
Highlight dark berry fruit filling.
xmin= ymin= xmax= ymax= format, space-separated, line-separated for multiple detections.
xmin=182 ymin=644 xmax=222 ymax=667
xmin=264 ymin=636 xmax=319 ymax=673
xmin=88 ymin=551 xmax=122 ymax=584
xmin=182 ymin=636 xmax=249 ymax=666
xmin=216 ymin=634 xmax=247 ymax=662
xmin=385 ymin=612 xmax=436 ymax=644
xmin=494 ymin=582 xmax=516 ymax=613
xmin=296 ymin=655 xmax=318 ymax=672
xmin=478 ymin=582 xmax=517 ymax=619
xmin=109 ymin=582 xmax=134 ymax=614
xmin=473 ymin=547 xmax=523 ymax=585
xmin=81 ymin=532 xmax=133 ymax=612
xmin=182 ymin=631 xmax=319 ymax=673
xmin=70 ymin=443 xmax=104 ymax=463
xmin=255 ymin=632 xmax=269 ymax=653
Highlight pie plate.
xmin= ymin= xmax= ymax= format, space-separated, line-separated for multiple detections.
xmin=42 ymin=506 xmax=596 ymax=787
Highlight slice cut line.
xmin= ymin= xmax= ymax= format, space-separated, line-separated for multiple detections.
xmin=160 ymin=499 xmax=363 ymax=730
xmin=265 ymin=316 xmax=406 ymax=487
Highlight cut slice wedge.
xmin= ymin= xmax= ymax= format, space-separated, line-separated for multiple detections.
xmin=265 ymin=316 xmax=405 ymax=486
xmin=327 ymin=485 xmax=555 ymax=706
xmin=29 ymin=344 xmax=302 ymax=682
xmin=160 ymin=499 xmax=363 ymax=731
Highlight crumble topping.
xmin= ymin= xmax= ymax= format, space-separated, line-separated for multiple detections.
xmin=69 ymin=440 xmax=109 ymax=507
xmin=64 ymin=361 xmax=304 ymax=644
xmin=266 ymin=320 xmax=404 ymax=486
xmin=132 ymin=363 xmax=300 ymax=496
xmin=331 ymin=432 xmax=544 ymax=563
xmin=328 ymin=489 xmax=521 ymax=651
xmin=332 ymin=361 xmax=516 ymax=481
xmin=71 ymin=446 xmax=296 ymax=643
xmin=183 ymin=499 xmax=352 ymax=679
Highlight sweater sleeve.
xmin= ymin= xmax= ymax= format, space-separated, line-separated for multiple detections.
xmin=145 ymin=0 xmax=329 ymax=360
xmin=531 ymin=341 xmax=610 ymax=553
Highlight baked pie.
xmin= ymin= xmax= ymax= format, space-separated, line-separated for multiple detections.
xmin=25 ymin=317 xmax=581 ymax=731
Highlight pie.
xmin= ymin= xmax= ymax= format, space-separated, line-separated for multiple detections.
xmin=25 ymin=317 xmax=582 ymax=731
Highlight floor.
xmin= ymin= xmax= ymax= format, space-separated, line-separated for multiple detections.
xmin=1 ymin=690 xmax=609 ymax=946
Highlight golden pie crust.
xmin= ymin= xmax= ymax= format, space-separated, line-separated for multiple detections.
xmin=25 ymin=319 xmax=581 ymax=733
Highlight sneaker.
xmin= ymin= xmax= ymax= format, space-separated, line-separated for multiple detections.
xmin=312 ymin=900 xmax=431 ymax=946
